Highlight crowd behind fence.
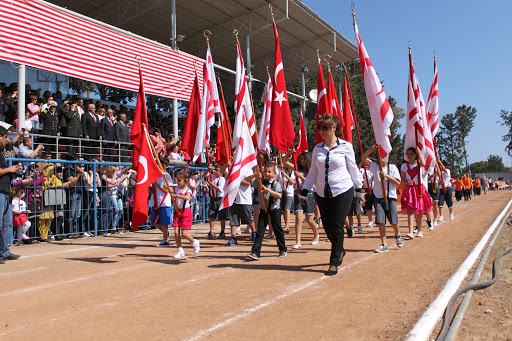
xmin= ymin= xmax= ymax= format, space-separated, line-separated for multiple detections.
xmin=7 ymin=158 xmax=211 ymax=244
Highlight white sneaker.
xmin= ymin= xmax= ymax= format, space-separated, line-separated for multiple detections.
xmin=428 ymin=225 xmax=434 ymax=231
xmin=244 ymin=226 xmax=251 ymax=234
xmin=449 ymin=213 xmax=454 ymax=220
xmin=367 ymin=221 xmax=374 ymax=228
xmin=265 ymin=225 xmax=269 ymax=231
xmin=236 ymin=227 xmax=241 ymax=235
xmin=438 ymin=216 xmax=444 ymax=222
xmin=174 ymin=248 xmax=185 ymax=259
xmin=433 ymin=219 xmax=438 ymax=227
xmin=83 ymin=232 xmax=92 ymax=238
xmin=292 ymin=244 xmax=301 ymax=249
xmin=192 ymin=240 xmax=200 ymax=254
xmin=417 ymin=232 xmax=423 ymax=238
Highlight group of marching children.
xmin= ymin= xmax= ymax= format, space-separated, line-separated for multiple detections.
xmin=149 ymin=140 xmax=485 ymax=259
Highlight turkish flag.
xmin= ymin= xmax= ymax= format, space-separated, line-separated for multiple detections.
xmin=294 ymin=109 xmax=309 ymax=166
xmin=130 ymin=67 xmax=149 ymax=170
xmin=269 ymin=21 xmax=295 ymax=154
xmin=215 ymin=110 xmax=231 ymax=164
xmin=327 ymin=69 xmax=344 ymax=125
xmin=342 ymin=73 xmax=354 ymax=144
xmin=132 ymin=125 xmax=164 ymax=231
xmin=180 ymin=72 xmax=201 ymax=158
xmin=315 ymin=58 xmax=330 ymax=144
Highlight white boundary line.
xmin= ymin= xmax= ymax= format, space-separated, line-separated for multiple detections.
xmin=405 ymin=197 xmax=512 ymax=341
xmin=185 ymin=253 xmax=378 ymax=341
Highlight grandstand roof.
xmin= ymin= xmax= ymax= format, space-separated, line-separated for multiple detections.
xmin=44 ymin=0 xmax=357 ymax=88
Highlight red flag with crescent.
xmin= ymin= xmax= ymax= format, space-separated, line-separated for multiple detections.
xmin=132 ymin=125 xmax=164 ymax=231
xmin=130 ymin=66 xmax=149 ymax=170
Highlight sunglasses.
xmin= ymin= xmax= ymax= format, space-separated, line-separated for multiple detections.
xmin=319 ymin=125 xmax=333 ymax=132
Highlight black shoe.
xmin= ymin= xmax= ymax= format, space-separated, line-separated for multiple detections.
xmin=278 ymin=251 xmax=287 ymax=258
xmin=346 ymin=226 xmax=354 ymax=238
xmin=218 ymin=231 xmax=226 ymax=239
xmin=0 ymin=258 xmax=4 ymax=264
xmin=207 ymin=231 xmax=216 ymax=240
xmin=325 ymin=265 xmax=338 ymax=276
xmin=338 ymin=250 xmax=347 ymax=266
xmin=283 ymin=229 xmax=290 ymax=234
xmin=226 ymin=237 xmax=238 ymax=246
xmin=4 ymin=253 xmax=20 ymax=261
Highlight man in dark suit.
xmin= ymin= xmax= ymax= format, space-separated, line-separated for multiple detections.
xmin=81 ymin=104 xmax=102 ymax=160
xmin=101 ymin=108 xmax=116 ymax=161
xmin=62 ymin=101 xmax=82 ymax=159
xmin=115 ymin=113 xmax=130 ymax=162
xmin=39 ymin=102 xmax=61 ymax=158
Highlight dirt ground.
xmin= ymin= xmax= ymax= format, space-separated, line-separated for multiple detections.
xmin=1 ymin=190 xmax=511 ymax=341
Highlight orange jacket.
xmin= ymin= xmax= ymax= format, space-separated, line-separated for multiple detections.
xmin=463 ymin=177 xmax=472 ymax=189
xmin=454 ymin=180 xmax=464 ymax=191
xmin=473 ymin=179 xmax=481 ymax=188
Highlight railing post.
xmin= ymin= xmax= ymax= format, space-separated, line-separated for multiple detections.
xmin=93 ymin=162 xmax=98 ymax=236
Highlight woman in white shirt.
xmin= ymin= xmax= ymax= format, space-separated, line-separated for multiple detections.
xmin=301 ymin=114 xmax=363 ymax=276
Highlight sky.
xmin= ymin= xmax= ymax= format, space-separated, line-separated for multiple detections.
xmin=302 ymin=0 xmax=512 ymax=166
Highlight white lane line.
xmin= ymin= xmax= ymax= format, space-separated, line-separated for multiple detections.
xmin=0 ymin=268 xmax=237 ymax=337
xmin=185 ymin=253 xmax=378 ymax=341
xmin=405 ymin=196 xmax=512 ymax=341
xmin=0 ymin=262 xmax=157 ymax=298
xmin=0 ymin=266 xmax=48 ymax=277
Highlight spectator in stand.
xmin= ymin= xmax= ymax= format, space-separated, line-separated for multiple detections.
xmin=23 ymin=110 xmax=35 ymax=132
xmin=151 ymin=128 xmax=166 ymax=158
xmin=38 ymin=164 xmax=62 ymax=242
xmin=62 ymin=101 xmax=82 ymax=159
xmin=2 ymin=130 xmax=24 ymax=159
xmin=27 ymin=95 xmax=41 ymax=118
xmin=97 ymin=107 xmax=106 ymax=122
xmin=63 ymin=159 xmax=84 ymax=239
xmin=18 ymin=136 xmax=44 ymax=168
xmin=41 ymin=96 xmax=54 ymax=112
xmin=101 ymin=108 xmax=117 ymax=161
xmin=0 ymin=126 xmax=22 ymax=263
xmin=0 ymin=89 xmax=8 ymax=122
xmin=81 ymin=104 xmax=102 ymax=160
xmin=170 ymin=144 xmax=184 ymax=161
xmin=54 ymin=91 xmax=64 ymax=109
xmin=5 ymin=88 xmax=19 ymax=124
xmin=76 ymin=98 xmax=84 ymax=118
xmin=39 ymin=101 xmax=61 ymax=157
xmin=114 ymin=113 xmax=130 ymax=162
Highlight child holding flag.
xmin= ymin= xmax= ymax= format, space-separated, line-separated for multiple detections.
xmin=247 ymin=162 xmax=287 ymax=260
xmin=362 ymin=145 xmax=404 ymax=252
xmin=400 ymin=147 xmax=432 ymax=239
xmin=172 ymin=171 xmax=200 ymax=259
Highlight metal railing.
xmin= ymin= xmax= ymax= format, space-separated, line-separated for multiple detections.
xmin=7 ymin=158 xmax=210 ymax=243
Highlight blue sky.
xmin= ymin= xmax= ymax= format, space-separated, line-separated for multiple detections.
xmin=302 ymin=0 xmax=512 ymax=166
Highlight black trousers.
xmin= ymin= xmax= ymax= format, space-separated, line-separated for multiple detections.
xmin=315 ymin=187 xmax=354 ymax=266
xmin=251 ymin=209 xmax=286 ymax=257
xmin=455 ymin=190 xmax=463 ymax=202
xmin=85 ymin=140 xmax=99 ymax=160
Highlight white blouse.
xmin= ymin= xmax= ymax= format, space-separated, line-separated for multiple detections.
xmin=302 ymin=139 xmax=363 ymax=198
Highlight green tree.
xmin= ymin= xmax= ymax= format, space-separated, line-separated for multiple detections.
xmin=487 ymin=154 xmax=506 ymax=172
xmin=437 ymin=112 xmax=463 ymax=171
xmin=498 ymin=109 xmax=512 ymax=156
xmin=469 ymin=160 xmax=488 ymax=173
xmin=454 ymin=105 xmax=477 ymax=168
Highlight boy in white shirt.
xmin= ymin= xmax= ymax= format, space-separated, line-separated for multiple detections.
xmin=150 ymin=163 xmax=175 ymax=247
xmin=226 ymin=167 xmax=257 ymax=246
xmin=362 ymin=145 xmax=404 ymax=253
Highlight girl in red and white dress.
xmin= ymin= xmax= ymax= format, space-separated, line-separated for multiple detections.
xmin=400 ymin=146 xmax=433 ymax=239
xmin=172 ymin=171 xmax=200 ymax=259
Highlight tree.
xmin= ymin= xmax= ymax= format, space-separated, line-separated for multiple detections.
xmin=437 ymin=112 xmax=463 ymax=171
xmin=498 ymin=109 xmax=512 ymax=156
xmin=469 ymin=160 xmax=488 ymax=173
xmin=455 ymin=105 xmax=477 ymax=168
xmin=487 ymin=154 xmax=506 ymax=172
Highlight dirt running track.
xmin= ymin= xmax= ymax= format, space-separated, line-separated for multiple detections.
xmin=1 ymin=191 xmax=511 ymax=341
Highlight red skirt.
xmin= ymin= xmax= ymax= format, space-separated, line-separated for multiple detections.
xmin=172 ymin=207 xmax=193 ymax=229
xmin=401 ymin=184 xmax=433 ymax=215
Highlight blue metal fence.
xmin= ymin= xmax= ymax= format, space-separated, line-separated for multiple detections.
xmin=7 ymin=158 xmax=210 ymax=243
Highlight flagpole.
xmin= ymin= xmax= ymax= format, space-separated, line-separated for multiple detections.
xmin=243 ymin=105 xmax=268 ymax=214
xmin=342 ymin=63 xmax=372 ymax=195
xmin=216 ymin=75 xmax=233 ymax=146
xmin=409 ymin=43 xmax=423 ymax=197
xmin=376 ymin=144 xmax=389 ymax=209
xmin=143 ymin=123 xmax=181 ymax=217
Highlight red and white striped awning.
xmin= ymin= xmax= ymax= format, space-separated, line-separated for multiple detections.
xmin=0 ymin=0 xmax=203 ymax=100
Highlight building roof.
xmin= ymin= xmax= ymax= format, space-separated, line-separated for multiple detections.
xmin=45 ymin=0 xmax=357 ymax=94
